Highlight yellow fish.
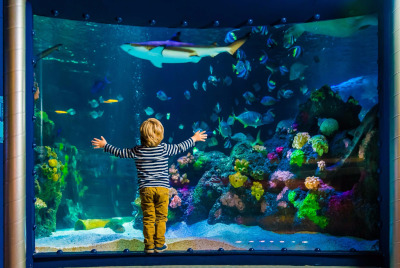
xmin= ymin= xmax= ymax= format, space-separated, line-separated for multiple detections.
xmin=103 ymin=99 xmax=118 ymax=103
xmin=55 ymin=110 xmax=68 ymax=114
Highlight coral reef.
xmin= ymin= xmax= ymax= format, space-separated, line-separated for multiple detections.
xmin=295 ymin=85 xmax=361 ymax=132
xmin=292 ymin=132 xmax=310 ymax=149
xmin=234 ymin=159 xmax=250 ymax=175
xmin=304 ymin=176 xmax=321 ymax=191
xmin=220 ymin=192 xmax=245 ymax=212
xmin=177 ymin=153 xmax=194 ymax=168
xmin=229 ymin=172 xmax=248 ymax=188
xmin=251 ymin=182 xmax=264 ymax=201
xmin=290 ymin=149 xmax=305 ymax=167
xmin=319 ymin=118 xmax=339 ymax=136
xmin=309 ymin=135 xmax=329 ymax=157
xmin=289 ymin=190 xmax=329 ymax=229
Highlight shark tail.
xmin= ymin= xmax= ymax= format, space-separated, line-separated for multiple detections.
xmin=227 ymin=34 xmax=249 ymax=55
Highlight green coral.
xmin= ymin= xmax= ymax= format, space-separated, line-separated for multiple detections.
xmin=319 ymin=118 xmax=339 ymax=136
xmin=310 ymin=90 xmax=325 ymax=102
xmin=193 ymin=154 xmax=209 ymax=170
xmin=251 ymin=182 xmax=264 ymax=201
xmin=234 ymin=159 xmax=249 ymax=174
xmin=250 ymin=169 xmax=267 ymax=181
xmin=192 ymin=185 xmax=204 ymax=204
xmin=290 ymin=150 xmax=305 ymax=167
xmin=309 ymin=135 xmax=329 ymax=157
xmin=289 ymin=191 xmax=328 ymax=229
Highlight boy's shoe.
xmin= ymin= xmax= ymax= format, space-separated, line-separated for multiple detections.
xmin=155 ymin=244 xmax=168 ymax=253
xmin=144 ymin=248 xmax=155 ymax=254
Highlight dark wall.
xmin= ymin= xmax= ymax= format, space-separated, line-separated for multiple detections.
xmin=30 ymin=0 xmax=378 ymax=28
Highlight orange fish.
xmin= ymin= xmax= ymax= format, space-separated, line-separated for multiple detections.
xmin=55 ymin=110 xmax=68 ymax=114
xmin=103 ymin=99 xmax=118 ymax=103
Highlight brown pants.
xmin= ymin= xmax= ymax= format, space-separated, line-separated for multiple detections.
xmin=139 ymin=187 xmax=169 ymax=249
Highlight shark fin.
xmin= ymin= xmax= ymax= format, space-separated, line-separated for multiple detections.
xmin=150 ymin=59 xmax=163 ymax=68
xmin=190 ymin=56 xmax=202 ymax=63
xmin=227 ymin=33 xmax=250 ymax=55
xmin=149 ymin=46 xmax=164 ymax=55
xmin=169 ymin=32 xmax=181 ymax=42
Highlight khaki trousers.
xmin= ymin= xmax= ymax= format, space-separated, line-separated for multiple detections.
xmin=139 ymin=187 xmax=169 ymax=249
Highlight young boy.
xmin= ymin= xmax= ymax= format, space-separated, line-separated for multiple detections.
xmin=91 ymin=118 xmax=207 ymax=253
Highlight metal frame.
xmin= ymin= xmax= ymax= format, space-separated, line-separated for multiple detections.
xmin=21 ymin=0 xmax=390 ymax=267
xmin=26 ymin=1 xmax=35 ymax=267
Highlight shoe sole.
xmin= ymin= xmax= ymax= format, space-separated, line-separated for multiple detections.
xmin=155 ymin=245 xmax=168 ymax=253
xmin=145 ymin=249 xmax=155 ymax=254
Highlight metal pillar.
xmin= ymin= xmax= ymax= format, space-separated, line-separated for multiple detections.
xmin=392 ymin=0 xmax=400 ymax=266
xmin=4 ymin=0 xmax=26 ymax=267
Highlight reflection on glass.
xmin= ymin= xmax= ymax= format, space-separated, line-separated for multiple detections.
xmin=33 ymin=14 xmax=379 ymax=253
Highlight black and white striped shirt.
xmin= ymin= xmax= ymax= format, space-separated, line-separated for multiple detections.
xmin=104 ymin=138 xmax=194 ymax=189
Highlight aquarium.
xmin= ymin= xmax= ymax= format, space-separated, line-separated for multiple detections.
xmin=33 ymin=14 xmax=380 ymax=253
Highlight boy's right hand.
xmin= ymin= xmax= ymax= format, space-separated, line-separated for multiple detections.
xmin=192 ymin=130 xmax=207 ymax=142
xmin=91 ymin=136 xmax=107 ymax=149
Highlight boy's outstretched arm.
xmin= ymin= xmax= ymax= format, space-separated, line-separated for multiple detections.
xmin=165 ymin=130 xmax=207 ymax=156
xmin=91 ymin=136 xmax=136 ymax=158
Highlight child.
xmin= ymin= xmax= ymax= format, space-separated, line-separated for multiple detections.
xmin=91 ymin=118 xmax=207 ymax=253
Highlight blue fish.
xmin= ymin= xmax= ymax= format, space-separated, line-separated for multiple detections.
xmin=266 ymin=36 xmax=277 ymax=48
xmin=279 ymin=66 xmax=289 ymax=75
xmin=224 ymin=29 xmax=239 ymax=43
xmin=259 ymin=50 xmax=268 ymax=65
xmin=235 ymin=49 xmax=246 ymax=60
xmin=288 ymin=46 xmax=303 ymax=58
xmin=267 ymin=74 xmax=276 ymax=91
xmin=91 ymin=76 xmax=111 ymax=94
xmin=243 ymin=91 xmax=256 ymax=105
xmin=214 ymin=102 xmax=222 ymax=114
xmin=217 ymin=118 xmax=232 ymax=138
xmin=208 ymin=75 xmax=220 ymax=86
xmin=184 ymin=90 xmax=191 ymax=100
xmin=202 ymin=81 xmax=207 ymax=91
xmin=144 ymin=107 xmax=154 ymax=115
xmin=252 ymin=26 xmax=268 ymax=35
xmin=260 ymin=96 xmax=278 ymax=106
xmin=156 ymin=90 xmax=172 ymax=101
xmin=193 ymin=81 xmax=199 ymax=90
xmin=224 ymin=139 xmax=232 ymax=149
xmin=232 ymin=60 xmax=251 ymax=79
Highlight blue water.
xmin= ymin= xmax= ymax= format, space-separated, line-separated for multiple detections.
xmin=33 ymin=15 xmax=379 ymax=252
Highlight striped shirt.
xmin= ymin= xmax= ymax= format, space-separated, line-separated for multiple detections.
xmin=104 ymin=138 xmax=194 ymax=189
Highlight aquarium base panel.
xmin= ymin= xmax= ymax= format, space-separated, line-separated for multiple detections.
xmin=33 ymin=251 xmax=384 ymax=267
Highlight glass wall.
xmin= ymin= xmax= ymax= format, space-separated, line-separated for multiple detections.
xmin=33 ymin=14 xmax=380 ymax=252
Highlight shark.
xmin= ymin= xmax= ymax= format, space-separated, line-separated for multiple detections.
xmin=120 ymin=32 xmax=248 ymax=68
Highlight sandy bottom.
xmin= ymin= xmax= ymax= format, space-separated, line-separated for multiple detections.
xmin=35 ymin=220 xmax=378 ymax=253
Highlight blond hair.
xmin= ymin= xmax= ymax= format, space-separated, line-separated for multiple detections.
xmin=140 ymin=118 xmax=164 ymax=147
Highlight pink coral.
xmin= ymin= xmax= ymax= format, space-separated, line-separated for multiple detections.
xmin=267 ymin=152 xmax=278 ymax=161
xmin=275 ymin=146 xmax=284 ymax=155
xmin=276 ymin=186 xmax=289 ymax=201
xmin=177 ymin=153 xmax=194 ymax=168
xmin=170 ymin=195 xmax=182 ymax=208
xmin=277 ymin=201 xmax=288 ymax=208
xmin=269 ymin=170 xmax=295 ymax=190
xmin=220 ymin=192 xmax=245 ymax=211
xmin=169 ymin=164 xmax=178 ymax=175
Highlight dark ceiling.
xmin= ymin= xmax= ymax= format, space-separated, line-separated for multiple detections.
xmin=30 ymin=0 xmax=378 ymax=28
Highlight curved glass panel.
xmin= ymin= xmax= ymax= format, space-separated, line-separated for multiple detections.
xmin=33 ymin=15 xmax=379 ymax=253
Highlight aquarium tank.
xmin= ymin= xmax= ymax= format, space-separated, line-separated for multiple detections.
xmin=33 ymin=14 xmax=380 ymax=252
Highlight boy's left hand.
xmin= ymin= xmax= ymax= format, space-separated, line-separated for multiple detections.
xmin=91 ymin=136 xmax=107 ymax=149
